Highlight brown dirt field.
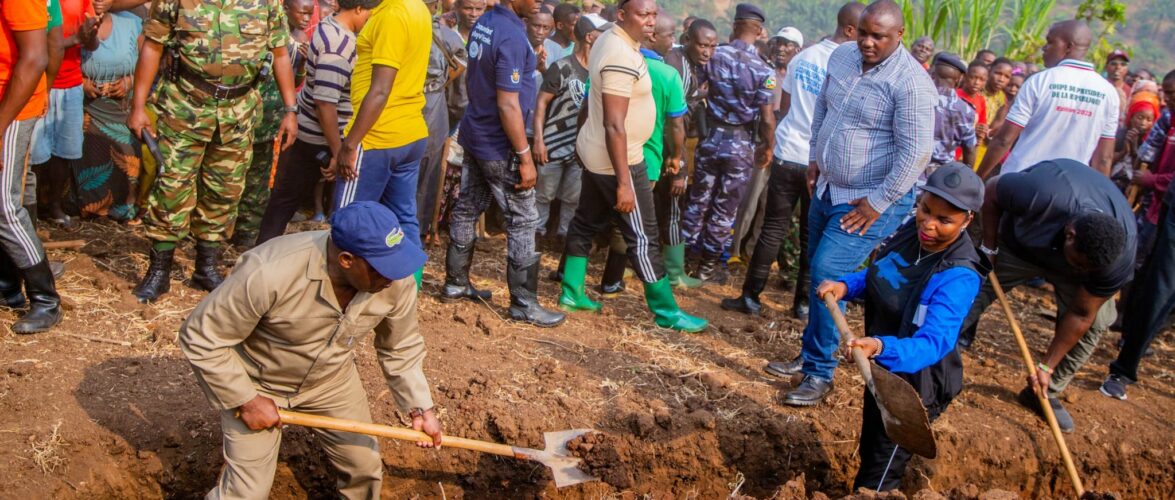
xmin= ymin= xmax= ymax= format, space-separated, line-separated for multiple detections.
xmin=0 ymin=220 xmax=1172 ymax=499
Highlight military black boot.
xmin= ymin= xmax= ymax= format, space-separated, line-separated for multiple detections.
xmin=507 ymin=260 xmax=565 ymax=328
xmin=440 ymin=239 xmax=492 ymax=302
xmin=11 ymin=260 xmax=62 ymax=334
xmin=693 ymin=255 xmax=728 ymax=285
xmin=191 ymin=242 xmax=225 ymax=291
xmin=721 ymin=274 xmax=767 ymax=316
xmin=0 ymin=251 xmax=25 ymax=308
xmin=134 ymin=248 xmax=175 ymax=302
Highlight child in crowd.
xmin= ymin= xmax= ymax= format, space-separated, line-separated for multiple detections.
xmin=1005 ymin=72 xmax=1025 ymax=100
xmin=977 ymin=58 xmax=1014 ymax=165
xmin=957 ymin=61 xmax=989 ymax=143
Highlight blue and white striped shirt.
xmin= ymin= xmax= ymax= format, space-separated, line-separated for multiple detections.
xmin=296 ymin=15 xmax=357 ymax=146
xmin=809 ymin=43 xmax=936 ymax=213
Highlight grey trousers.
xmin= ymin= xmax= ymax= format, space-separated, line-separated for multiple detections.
xmin=417 ymin=90 xmax=450 ymax=236
xmin=1 ymin=118 xmax=45 ymax=268
xmin=961 ymin=249 xmax=1117 ymax=396
xmin=731 ymin=163 xmax=770 ymax=258
xmin=535 ymin=155 xmax=581 ymax=237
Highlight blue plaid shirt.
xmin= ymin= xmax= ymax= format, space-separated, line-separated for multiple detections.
xmin=809 ymin=43 xmax=936 ymax=213
xmin=1139 ymin=108 xmax=1172 ymax=164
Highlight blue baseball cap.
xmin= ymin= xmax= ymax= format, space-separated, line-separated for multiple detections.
xmin=330 ymin=201 xmax=427 ymax=281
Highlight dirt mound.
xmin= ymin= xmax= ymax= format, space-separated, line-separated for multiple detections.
xmin=566 ymin=432 xmax=634 ymax=489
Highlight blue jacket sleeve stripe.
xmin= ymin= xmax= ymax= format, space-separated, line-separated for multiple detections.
xmin=873 ymin=267 xmax=981 ymax=374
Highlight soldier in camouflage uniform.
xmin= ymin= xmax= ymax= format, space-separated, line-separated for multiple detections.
xmin=679 ymin=4 xmax=776 ymax=284
xmin=127 ymin=0 xmax=299 ymax=302
xmin=232 ymin=0 xmax=314 ymax=248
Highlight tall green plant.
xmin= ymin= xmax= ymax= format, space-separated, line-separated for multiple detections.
xmin=898 ymin=0 xmax=1060 ymax=61
xmin=898 ymin=0 xmax=1010 ymax=59
xmin=1003 ymin=0 xmax=1057 ymax=61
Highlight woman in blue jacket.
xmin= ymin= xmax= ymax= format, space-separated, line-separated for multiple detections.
xmin=817 ymin=163 xmax=990 ymax=491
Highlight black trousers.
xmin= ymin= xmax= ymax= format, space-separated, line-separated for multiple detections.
xmin=256 ymin=139 xmax=330 ymax=245
xmin=855 ymin=390 xmax=947 ymax=491
xmin=746 ymin=159 xmax=808 ymax=302
xmin=1113 ymin=195 xmax=1175 ymax=382
xmin=565 ymin=161 xmax=665 ymax=283
xmin=654 ymin=168 xmax=688 ymax=246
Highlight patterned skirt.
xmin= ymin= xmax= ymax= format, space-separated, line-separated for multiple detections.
xmin=74 ymin=94 xmax=141 ymax=221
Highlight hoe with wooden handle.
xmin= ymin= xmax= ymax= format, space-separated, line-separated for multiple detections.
xmin=823 ymin=293 xmax=938 ymax=458
xmin=987 ymin=272 xmax=1085 ymax=496
xmin=277 ymin=409 xmax=598 ymax=488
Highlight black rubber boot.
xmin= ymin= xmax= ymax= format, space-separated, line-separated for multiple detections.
xmin=693 ymin=255 xmax=728 ymax=285
xmin=11 ymin=260 xmax=62 ymax=334
xmin=0 ymin=251 xmax=26 ymax=308
xmin=507 ymin=260 xmax=565 ymax=328
xmin=599 ymin=248 xmax=629 ymax=297
xmin=441 ymin=239 xmax=492 ymax=302
xmin=133 ymin=248 xmax=174 ymax=303
xmin=191 ymin=242 xmax=225 ymax=291
xmin=547 ymin=253 xmax=566 ymax=283
xmin=721 ymin=274 xmax=767 ymax=316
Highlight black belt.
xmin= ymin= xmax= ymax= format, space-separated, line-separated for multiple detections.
xmin=178 ymin=64 xmax=259 ymax=100
xmin=708 ymin=118 xmax=755 ymax=131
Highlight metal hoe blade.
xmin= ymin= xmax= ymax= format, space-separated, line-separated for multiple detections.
xmin=869 ymin=363 xmax=937 ymax=459
xmin=511 ymin=428 xmax=599 ymax=488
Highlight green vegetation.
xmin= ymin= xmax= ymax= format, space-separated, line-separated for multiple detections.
xmin=645 ymin=0 xmax=1169 ymax=73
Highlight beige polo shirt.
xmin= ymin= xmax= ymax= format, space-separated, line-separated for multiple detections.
xmin=179 ymin=231 xmax=434 ymax=413
xmin=576 ymin=26 xmax=655 ymax=175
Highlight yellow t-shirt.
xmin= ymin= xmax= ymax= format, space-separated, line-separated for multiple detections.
xmin=975 ymin=89 xmax=1008 ymax=168
xmin=576 ymin=27 xmax=655 ymax=175
xmin=345 ymin=0 xmax=432 ymax=149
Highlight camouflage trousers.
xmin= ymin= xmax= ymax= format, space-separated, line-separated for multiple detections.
xmin=232 ymin=139 xmax=275 ymax=245
xmin=680 ymin=124 xmax=756 ymax=256
xmin=142 ymin=118 xmax=254 ymax=245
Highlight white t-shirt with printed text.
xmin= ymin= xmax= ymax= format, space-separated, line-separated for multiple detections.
xmin=1001 ymin=59 xmax=1120 ymax=174
xmin=773 ymin=39 xmax=840 ymax=164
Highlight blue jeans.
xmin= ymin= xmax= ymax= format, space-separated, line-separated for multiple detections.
xmin=333 ymin=139 xmax=427 ymax=248
xmin=802 ymin=189 xmax=914 ymax=380
xmin=30 ymin=86 xmax=85 ymax=163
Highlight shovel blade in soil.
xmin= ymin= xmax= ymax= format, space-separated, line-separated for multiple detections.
xmin=513 ymin=428 xmax=598 ymax=488
xmin=870 ymin=363 xmax=938 ymax=459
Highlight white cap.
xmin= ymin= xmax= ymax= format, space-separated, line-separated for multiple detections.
xmin=773 ymin=27 xmax=803 ymax=46
xmin=581 ymin=13 xmax=612 ymax=31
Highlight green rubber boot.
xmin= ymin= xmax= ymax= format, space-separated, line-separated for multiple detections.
xmin=559 ymin=256 xmax=601 ymax=312
xmin=643 ymin=277 xmax=708 ymax=332
xmin=664 ymin=244 xmax=704 ymax=289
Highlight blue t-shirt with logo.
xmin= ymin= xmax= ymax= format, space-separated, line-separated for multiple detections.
xmin=457 ymin=5 xmax=537 ymax=162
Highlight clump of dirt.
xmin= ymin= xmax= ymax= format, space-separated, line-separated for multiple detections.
xmin=566 ymin=432 xmax=634 ymax=489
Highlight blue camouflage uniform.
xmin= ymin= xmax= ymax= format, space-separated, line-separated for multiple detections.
xmin=680 ymin=38 xmax=776 ymax=257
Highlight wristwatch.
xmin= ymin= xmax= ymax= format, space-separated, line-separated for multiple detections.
xmin=979 ymin=244 xmax=999 ymax=257
xmin=283 ymin=105 xmax=298 ymax=114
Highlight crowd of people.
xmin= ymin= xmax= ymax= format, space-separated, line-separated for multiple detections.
xmin=1 ymin=0 xmax=1173 ymax=496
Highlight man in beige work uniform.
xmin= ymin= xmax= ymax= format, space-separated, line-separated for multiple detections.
xmin=179 ymin=201 xmax=443 ymax=500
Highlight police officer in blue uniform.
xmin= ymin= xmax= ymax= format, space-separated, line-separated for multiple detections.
xmin=680 ymin=4 xmax=777 ymax=283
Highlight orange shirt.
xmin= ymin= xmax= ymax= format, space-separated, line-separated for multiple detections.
xmin=0 ymin=0 xmax=50 ymax=121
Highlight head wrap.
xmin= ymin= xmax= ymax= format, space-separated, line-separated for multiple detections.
xmin=1128 ymin=91 xmax=1161 ymax=126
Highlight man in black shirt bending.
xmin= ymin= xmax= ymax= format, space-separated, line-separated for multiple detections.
xmin=959 ymin=159 xmax=1135 ymax=433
